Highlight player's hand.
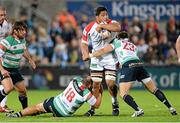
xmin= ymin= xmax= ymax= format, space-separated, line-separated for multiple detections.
xmin=96 ymin=25 xmax=102 ymax=32
xmin=1 ymin=69 xmax=10 ymax=77
xmin=29 ymin=60 xmax=36 ymax=69
xmin=82 ymin=55 xmax=90 ymax=61
xmin=178 ymin=58 xmax=180 ymax=64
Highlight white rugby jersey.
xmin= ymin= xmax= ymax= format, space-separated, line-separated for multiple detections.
xmin=111 ymin=38 xmax=140 ymax=65
xmin=53 ymin=77 xmax=96 ymax=116
xmin=0 ymin=20 xmax=12 ymax=41
xmin=82 ymin=19 xmax=118 ymax=61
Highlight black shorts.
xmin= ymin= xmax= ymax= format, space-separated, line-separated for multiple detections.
xmin=0 ymin=67 xmax=24 ymax=84
xmin=118 ymin=60 xmax=150 ymax=83
xmin=43 ymin=97 xmax=63 ymax=117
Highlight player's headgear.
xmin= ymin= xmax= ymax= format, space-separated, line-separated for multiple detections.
xmin=95 ymin=6 xmax=108 ymax=16
xmin=117 ymin=31 xmax=129 ymax=39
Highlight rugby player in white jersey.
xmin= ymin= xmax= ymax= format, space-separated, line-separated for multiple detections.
xmin=0 ymin=21 xmax=36 ymax=112
xmin=6 ymin=76 xmax=102 ymax=118
xmin=88 ymin=31 xmax=177 ymax=117
xmin=81 ymin=6 xmax=121 ymax=116
xmin=0 ymin=6 xmax=13 ymax=113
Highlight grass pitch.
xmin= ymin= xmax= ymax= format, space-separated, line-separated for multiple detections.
xmin=0 ymin=90 xmax=179 ymax=122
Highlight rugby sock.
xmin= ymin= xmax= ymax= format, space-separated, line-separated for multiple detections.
xmin=154 ymin=89 xmax=171 ymax=108
xmin=112 ymin=84 xmax=118 ymax=104
xmin=15 ymin=112 xmax=23 ymax=117
xmin=0 ymin=89 xmax=8 ymax=102
xmin=123 ymin=94 xmax=139 ymax=111
xmin=19 ymin=95 xmax=28 ymax=109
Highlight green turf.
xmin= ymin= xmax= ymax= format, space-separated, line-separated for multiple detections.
xmin=0 ymin=90 xmax=179 ymax=122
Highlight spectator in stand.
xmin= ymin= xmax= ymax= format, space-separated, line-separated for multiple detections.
xmin=58 ymin=8 xmax=77 ymax=29
xmin=158 ymin=33 xmax=171 ymax=63
xmin=136 ymin=38 xmax=149 ymax=60
xmin=129 ymin=16 xmax=144 ymax=38
xmin=79 ymin=14 xmax=89 ymax=30
xmin=146 ymin=36 xmax=159 ymax=64
xmin=121 ymin=17 xmax=129 ymax=31
xmin=166 ymin=16 xmax=179 ymax=46
xmin=51 ymin=35 xmax=68 ymax=67
xmin=48 ymin=18 xmax=62 ymax=47
xmin=144 ymin=16 xmax=160 ymax=43
xmin=27 ymin=32 xmax=44 ymax=64
xmin=61 ymin=21 xmax=77 ymax=44
xmin=166 ymin=48 xmax=177 ymax=64
xmin=38 ymin=26 xmax=54 ymax=63
xmin=68 ymin=38 xmax=81 ymax=65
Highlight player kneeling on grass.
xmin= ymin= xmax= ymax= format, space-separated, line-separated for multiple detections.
xmin=87 ymin=31 xmax=177 ymax=117
xmin=6 ymin=76 xmax=102 ymax=118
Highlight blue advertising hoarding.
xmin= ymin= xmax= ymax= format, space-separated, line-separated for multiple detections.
xmin=67 ymin=0 xmax=180 ymax=21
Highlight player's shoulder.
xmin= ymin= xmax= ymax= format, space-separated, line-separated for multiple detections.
xmin=4 ymin=35 xmax=14 ymax=44
xmin=84 ymin=21 xmax=96 ymax=31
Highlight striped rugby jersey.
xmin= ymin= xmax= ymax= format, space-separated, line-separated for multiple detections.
xmin=82 ymin=19 xmax=118 ymax=63
xmin=0 ymin=35 xmax=26 ymax=68
xmin=53 ymin=77 xmax=96 ymax=116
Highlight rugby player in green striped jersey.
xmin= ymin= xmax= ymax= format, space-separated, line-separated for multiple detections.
xmin=6 ymin=76 xmax=102 ymax=118
xmin=0 ymin=21 xmax=36 ymax=111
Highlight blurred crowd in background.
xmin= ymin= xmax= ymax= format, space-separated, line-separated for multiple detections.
xmin=8 ymin=1 xmax=180 ymax=67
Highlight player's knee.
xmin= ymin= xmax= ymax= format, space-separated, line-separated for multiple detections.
xmin=4 ymin=85 xmax=13 ymax=94
xmin=18 ymin=89 xmax=27 ymax=96
xmin=93 ymin=82 xmax=101 ymax=91
xmin=35 ymin=103 xmax=44 ymax=112
xmin=106 ymin=80 xmax=115 ymax=89
xmin=119 ymin=90 xmax=127 ymax=97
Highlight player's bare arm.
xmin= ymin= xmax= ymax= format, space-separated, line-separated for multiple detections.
xmin=98 ymin=22 xmax=121 ymax=32
xmin=23 ymin=47 xmax=36 ymax=69
xmin=175 ymin=35 xmax=180 ymax=63
xmin=80 ymin=42 xmax=90 ymax=61
xmin=0 ymin=44 xmax=9 ymax=76
xmin=89 ymin=44 xmax=114 ymax=58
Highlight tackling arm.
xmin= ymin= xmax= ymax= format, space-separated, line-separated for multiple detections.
xmin=176 ymin=35 xmax=180 ymax=63
xmin=89 ymin=44 xmax=114 ymax=58
xmin=99 ymin=22 xmax=121 ymax=32
xmin=80 ymin=42 xmax=90 ymax=61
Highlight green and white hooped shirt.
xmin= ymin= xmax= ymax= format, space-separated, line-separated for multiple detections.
xmin=111 ymin=38 xmax=140 ymax=65
xmin=0 ymin=36 xmax=26 ymax=68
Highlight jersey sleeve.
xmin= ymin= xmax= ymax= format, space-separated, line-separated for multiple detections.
xmin=82 ymin=27 xmax=89 ymax=45
xmin=83 ymin=89 xmax=97 ymax=106
xmin=0 ymin=39 xmax=11 ymax=49
xmin=111 ymin=39 xmax=120 ymax=49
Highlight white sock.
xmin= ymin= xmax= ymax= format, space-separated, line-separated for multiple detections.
xmin=112 ymin=97 xmax=117 ymax=104
xmin=0 ymin=85 xmax=7 ymax=107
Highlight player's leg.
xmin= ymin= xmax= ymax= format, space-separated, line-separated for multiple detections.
xmin=137 ymin=66 xmax=177 ymax=115
xmin=84 ymin=70 xmax=103 ymax=116
xmin=6 ymin=102 xmax=46 ymax=118
xmin=143 ymin=79 xmax=177 ymax=115
xmin=105 ymin=69 xmax=119 ymax=116
xmin=0 ymin=76 xmax=14 ymax=103
xmin=14 ymin=81 xmax=28 ymax=109
xmin=0 ymin=85 xmax=13 ymax=113
xmin=119 ymin=66 xmax=144 ymax=117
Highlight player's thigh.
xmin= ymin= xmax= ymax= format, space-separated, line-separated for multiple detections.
xmin=0 ymin=78 xmax=14 ymax=92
